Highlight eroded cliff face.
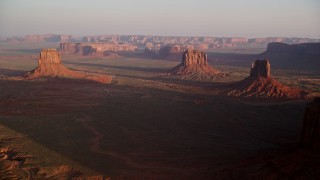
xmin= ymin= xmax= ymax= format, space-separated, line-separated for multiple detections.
xmin=25 ymin=48 xmax=79 ymax=79
xmin=229 ymin=59 xmax=306 ymax=98
xmin=38 ymin=48 xmax=61 ymax=64
xmin=60 ymin=42 xmax=137 ymax=56
xmin=300 ymin=98 xmax=320 ymax=149
xmin=250 ymin=59 xmax=270 ymax=79
xmin=24 ymin=49 xmax=113 ymax=83
xmin=168 ymin=49 xmax=222 ymax=80
xmin=182 ymin=49 xmax=208 ymax=66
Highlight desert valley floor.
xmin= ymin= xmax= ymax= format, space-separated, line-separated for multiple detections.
xmin=0 ymin=42 xmax=319 ymax=179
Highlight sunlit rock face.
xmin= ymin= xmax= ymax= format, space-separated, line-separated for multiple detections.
xmin=24 ymin=48 xmax=113 ymax=83
xmin=25 ymin=48 xmax=78 ymax=79
xmin=182 ymin=49 xmax=208 ymax=66
xmin=38 ymin=48 xmax=61 ymax=64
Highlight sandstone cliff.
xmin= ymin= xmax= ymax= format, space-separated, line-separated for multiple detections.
xmin=168 ymin=49 xmax=223 ymax=80
xmin=229 ymin=59 xmax=306 ymax=98
xmin=25 ymin=48 xmax=79 ymax=79
xmin=25 ymin=48 xmax=112 ymax=83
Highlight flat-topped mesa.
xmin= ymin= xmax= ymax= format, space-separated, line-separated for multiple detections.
xmin=168 ymin=49 xmax=223 ymax=80
xmin=300 ymin=97 xmax=320 ymax=149
xmin=266 ymin=42 xmax=320 ymax=56
xmin=183 ymin=49 xmax=208 ymax=66
xmin=38 ymin=48 xmax=61 ymax=65
xmin=250 ymin=59 xmax=270 ymax=78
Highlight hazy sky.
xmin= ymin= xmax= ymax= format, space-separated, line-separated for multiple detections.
xmin=1 ymin=0 xmax=319 ymax=38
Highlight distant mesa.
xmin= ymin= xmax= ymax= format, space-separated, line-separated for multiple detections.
xmin=25 ymin=48 xmax=113 ymax=83
xmin=300 ymin=97 xmax=320 ymax=149
xmin=145 ymin=45 xmax=193 ymax=60
xmin=229 ymin=59 xmax=307 ymax=98
xmin=265 ymin=42 xmax=320 ymax=56
xmin=258 ymin=42 xmax=320 ymax=69
xmin=60 ymin=42 xmax=137 ymax=56
xmin=167 ymin=49 xmax=224 ymax=80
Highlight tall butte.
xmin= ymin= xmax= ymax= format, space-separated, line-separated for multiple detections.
xmin=229 ymin=59 xmax=307 ymax=98
xmin=168 ymin=49 xmax=223 ymax=79
xmin=25 ymin=48 xmax=112 ymax=83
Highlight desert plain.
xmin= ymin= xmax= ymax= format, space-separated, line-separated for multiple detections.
xmin=0 ymin=40 xmax=319 ymax=179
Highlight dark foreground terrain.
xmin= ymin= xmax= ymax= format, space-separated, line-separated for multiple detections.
xmin=0 ymin=42 xmax=319 ymax=179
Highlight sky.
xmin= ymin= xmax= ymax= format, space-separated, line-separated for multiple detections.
xmin=0 ymin=0 xmax=319 ymax=38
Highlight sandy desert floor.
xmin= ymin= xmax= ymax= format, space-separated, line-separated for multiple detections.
xmin=0 ymin=42 xmax=319 ymax=179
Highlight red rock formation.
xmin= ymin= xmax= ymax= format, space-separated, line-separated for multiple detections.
xmin=300 ymin=97 xmax=320 ymax=149
xmin=250 ymin=59 xmax=271 ymax=78
xmin=168 ymin=49 xmax=222 ymax=80
xmin=229 ymin=59 xmax=306 ymax=98
xmin=25 ymin=48 xmax=79 ymax=79
xmin=25 ymin=48 xmax=113 ymax=83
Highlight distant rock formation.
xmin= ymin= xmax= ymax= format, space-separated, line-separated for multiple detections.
xmin=300 ymin=97 xmax=320 ymax=149
xmin=145 ymin=45 xmax=193 ymax=60
xmin=258 ymin=42 xmax=320 ymax=69
xmin=229 ymin=59 xmax=306 ymax=98
xmin=25 ymin=48 xmax=112 ymax=83
xmin=60 ymin=42 xmax=137 ymax=56
xmin=168 ymin=49 xmax=223 ymax=80
xmin=24 ymin=34 xmax=72 ymax=42
xmin=265 ymin=42 xmax=320 ymax=56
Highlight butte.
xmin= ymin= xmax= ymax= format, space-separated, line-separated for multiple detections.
xmin=229 ymin=59 xmax=307 ymax=98
xmin=25 ymin=48 xmax=113 ymax=83
xmin=168 ymin=49 xmax=224 ymax=80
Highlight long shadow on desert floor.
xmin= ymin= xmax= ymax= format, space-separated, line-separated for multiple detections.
xmin=0 ymin=68 xmax=28 ymax=77
xmin=65 ymin=61 xmax=168 ymax=73
xmin=0 ymin=77 xmax=309 ymax=178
